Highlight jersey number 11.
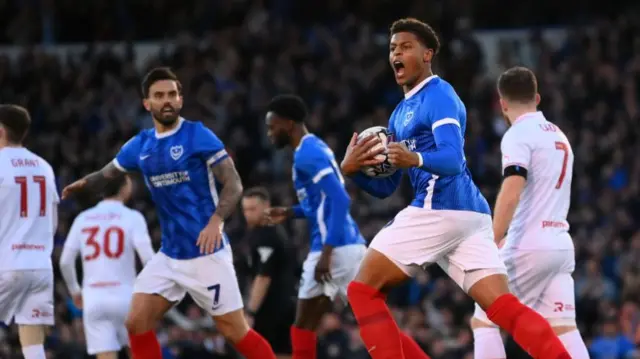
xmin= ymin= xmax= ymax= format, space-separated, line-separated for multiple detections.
xmin=15 ymin=176 xmax=47 ymax=217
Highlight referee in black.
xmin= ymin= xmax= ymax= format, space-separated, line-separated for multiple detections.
xmin=241 ymin=187 xmax=297 ymax=359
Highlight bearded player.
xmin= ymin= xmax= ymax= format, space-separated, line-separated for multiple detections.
xmin=62 ymin=67 xmax=276 ymax=359
xmin=470 ymin=66 xmax=589 ymax=358
xmin=340 ymin=19 xmax=571 ymax=359
xmin=263 ymin=95 xmax=367 ymax=359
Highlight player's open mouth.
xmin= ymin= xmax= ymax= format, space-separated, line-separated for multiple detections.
xmin=393 ymin=61 xmax=405 ymax=76
xmin=162 ymin=107 xmax=175 ymax=114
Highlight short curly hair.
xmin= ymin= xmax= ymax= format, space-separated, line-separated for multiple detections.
xmin=390 ymin=18 xmax=441 ymax=55
xmin=266 ymin=94 xmax=308 ymax=123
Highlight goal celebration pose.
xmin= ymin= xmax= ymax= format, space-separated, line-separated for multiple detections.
xmin=340 ymin=18 xmax=571 ymax=359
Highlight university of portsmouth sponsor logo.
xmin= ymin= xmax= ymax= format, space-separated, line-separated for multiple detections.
xmin=170 ymin=145 xmax=184 ymax=160
xmin=149 ymin=171 xmax=191 ymax=187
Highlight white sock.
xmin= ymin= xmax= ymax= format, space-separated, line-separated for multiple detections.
xmin=22 ymin=344 xmax=46 ymax=359
xmin=473 ymin=327 xmax=506 ymax=359
xmin=558 ymin=329 xmax=590 ymax=359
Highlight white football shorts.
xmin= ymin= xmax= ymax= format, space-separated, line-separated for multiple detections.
xmin=474 ymin=248 xmax=576 ymax=326
xmin=83 ymin=288 xmax=132 ymax=355
xmin=134 ymin=248 xmax=243 ymax=316
xmin=369 ymin=206 xmax=506 ymax=292
xmin=0 ymin=269 xmax=54 ymax=326
xmin=298 ymin=244 xmax=366 ymax=300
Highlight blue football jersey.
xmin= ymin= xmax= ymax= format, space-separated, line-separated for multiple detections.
xmin=389 ymin=76 xmax=490 ymax=214
xmin=292 ymin=134 xmax=366 ymax=252
xmin=113 ymin=118 xmax=230 ymax=259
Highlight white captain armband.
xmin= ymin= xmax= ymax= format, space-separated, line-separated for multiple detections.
xmin=503 ymin=165 xmax=528 ymax=179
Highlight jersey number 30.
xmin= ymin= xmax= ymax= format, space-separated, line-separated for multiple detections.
xmin=82 ymin=226 xmax=125 ymax=261
xmin=554 ymin=142 xmax=569 ymax=189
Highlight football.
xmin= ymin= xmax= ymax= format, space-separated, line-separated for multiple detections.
xmin=357 ymin=126 xmax=398 ymax=178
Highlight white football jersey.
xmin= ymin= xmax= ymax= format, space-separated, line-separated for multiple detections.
xmin=59 ymin=200 xmax=154 ymax=294
xmin=501 ymin=111 xmax=574 ymax=251
xmin=0 ymin=147 xmax=59 ymax=271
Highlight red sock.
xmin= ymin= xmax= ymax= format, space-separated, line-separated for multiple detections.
xmin=347 ymin=281 xmax=405 ymax=359
xmin=291 ymin=326 xmax=317 ymax=359
xmin=234 ymin=329 xmax=277 ymax=359
xmin=128 ymin=330 xmax=162 ymax=359
xmin=487 ymin=294 xmax=571 ymax=359
xmin=400 ymin=332 xmax=431 ymax=359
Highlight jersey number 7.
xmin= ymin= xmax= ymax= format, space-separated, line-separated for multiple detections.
xmin=555 ymin=142 xmax=569 ymax=189
xmin=82 ymin=226 xmax=125 ymax=261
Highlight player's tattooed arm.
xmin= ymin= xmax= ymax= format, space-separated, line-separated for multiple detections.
xmin=62 ymin=161 xmax=125 ymax=199
xmin=211 ymin=158 xmax=243 ymax=220
xmin=83 ymin=162 xmax=126 ymax=193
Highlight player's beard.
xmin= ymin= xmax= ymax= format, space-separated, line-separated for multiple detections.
xmin=153 ymin=105 xmax=181 ymax=126
xmin=273 ymin=132 xmax=290 ymax=149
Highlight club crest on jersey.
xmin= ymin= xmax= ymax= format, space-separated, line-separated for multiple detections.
xmin=170 ymin=145 xmax=184 ymax=160
xmin=403 ymin=111 xmax=414 ymax=126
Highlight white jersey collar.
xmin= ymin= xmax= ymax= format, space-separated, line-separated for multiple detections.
xmin=513 ymin=111 xmax=544 ymax=125
xmin=405 ymin=75 xmax=439 ymax=99
xmin=295 ymin=133 xmax=313 ymax=152
xmin=155 ymin=117 xmax=185 ymax=139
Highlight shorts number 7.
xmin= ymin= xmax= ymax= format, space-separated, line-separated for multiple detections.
xmin=207 ymin=284 xmax=221 ymax=308
xmin=555 ymin=142 xmax=569 ymax=189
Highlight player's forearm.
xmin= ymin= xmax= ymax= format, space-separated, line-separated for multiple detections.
xmin=493 ymin=176 xmax=526 ymax=244
xmin=418 ymin=147 xmax=464 ymax=176
xmin=135 ymin=240 xmax=155 ymax=265
xmin=59 ymin=250 xmax=81 ymax=295
xmin=492 ymin=189 xmax=520 ymax=244
xmin=418 ymin=125 xmax=464 ymax=176
xmin=247 ymin=275 xmax=272 ymax=313
xmin=351 ymin=171 xmax=401 ymax=198
xmin=320 ymin=244 xmax=334 ymax=258
xmin=211 ymin=158 xmax=243 ymax=220
xmin=83 ymin=162 xmax=125 ymax=193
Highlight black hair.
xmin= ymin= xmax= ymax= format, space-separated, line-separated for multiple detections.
xmin=242 ymin=187 xmax=271 ymax=203
xmin=141 ymin=67 xmax=182 ymax=98
xmin=266 ymin=95 xmax=308 ymax=123
xmin=497 ymin=66 xmax=538 ymax=103
xmin=390 ymin=18 xmax=441 ymax=55
xmin=103 ymin=175 xmax=128 ymax=198
xmin=0 ymin=104 xmax=31 ymax=144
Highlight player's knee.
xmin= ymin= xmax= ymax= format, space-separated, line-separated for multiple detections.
xmin=125 ymin=311 xmax=155 ymax=335
xmin=17 ymin=325 xmax=45 ymax=347
xmin=214 ymin=309 xmax=250 ymax=344
xmin=126 ymin=293 xmax=171 ymax=335
xmin=352 ymin=249 xmax=409 ymax=291
xmin=294 ymin=297 xmax=331 ymax=331
xmin=467 ymin=272 xmax=510 ymax=309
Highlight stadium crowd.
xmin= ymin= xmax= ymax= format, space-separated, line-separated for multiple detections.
xmin=1 ymin=0 xmax=640 ymax=358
